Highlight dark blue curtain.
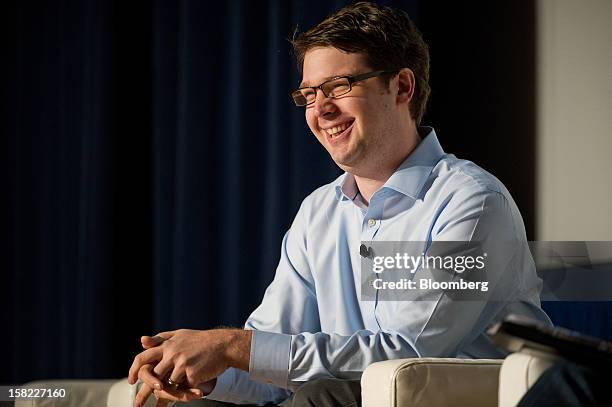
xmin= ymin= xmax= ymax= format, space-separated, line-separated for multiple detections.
xmin=3 ymin=0 xmax=609 ymax=385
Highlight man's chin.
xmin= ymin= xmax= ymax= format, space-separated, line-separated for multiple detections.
xmin=332 ymin=156 xmax=360 ymax=173
xmin=328 ymin=145 xmax=364 ymax=172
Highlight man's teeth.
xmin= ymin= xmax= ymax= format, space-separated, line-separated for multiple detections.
xmin=325 ymin=122 xmax=351 ymax=136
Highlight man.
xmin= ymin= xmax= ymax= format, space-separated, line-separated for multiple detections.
xmin=129 ymin=2 xmax=551 ymax=406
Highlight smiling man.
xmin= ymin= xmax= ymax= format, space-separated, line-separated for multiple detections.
xmin=129 ymin=3 xmax=550 ymax=406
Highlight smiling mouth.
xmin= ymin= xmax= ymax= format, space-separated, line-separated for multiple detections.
xmin=325 ymin=120 xmax=354 ymax=139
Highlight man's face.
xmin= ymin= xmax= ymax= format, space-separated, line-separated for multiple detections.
xmin=301 ymin=47 xmax=399 ymax=173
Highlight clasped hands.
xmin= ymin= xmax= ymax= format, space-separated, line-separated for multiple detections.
xmin=128 ymin=328 xmax=252 ymax=407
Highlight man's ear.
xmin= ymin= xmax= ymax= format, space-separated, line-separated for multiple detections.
xmin=396 ymin=68 xmax=415 ymax=105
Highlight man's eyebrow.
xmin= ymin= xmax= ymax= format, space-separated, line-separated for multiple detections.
xmin=299 ymin=73 xmax=353 ymax=88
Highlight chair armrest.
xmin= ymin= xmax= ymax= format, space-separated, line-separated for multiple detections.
xmin=361 ymin=358 xmax=502 ymax=407
xmin=498 ymin=350 xmax=560 ymax=407
xmin=15 ymin=379 xmax=118 ymax=407
xmin=107 ymin=378 xmax=137 ymax=407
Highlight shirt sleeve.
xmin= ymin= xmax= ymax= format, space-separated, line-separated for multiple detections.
xmin=249 ymin=189 xmax=534 ymax=389
xmin=205 ymin=367 xmax=291 ymax=405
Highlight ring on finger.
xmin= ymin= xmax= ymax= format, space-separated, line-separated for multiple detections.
xmin=165 ymin=378 xmax=181 ymax=391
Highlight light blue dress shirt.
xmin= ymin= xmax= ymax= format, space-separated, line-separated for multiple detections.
xmin=207 ymin=128 xmax=551 ymax=405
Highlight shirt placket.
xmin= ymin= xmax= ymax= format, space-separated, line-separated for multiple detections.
xmin=362 ymin=196 xmax=383 ymax=240
xmin=360 ymin=197 xmax=385 ymax=329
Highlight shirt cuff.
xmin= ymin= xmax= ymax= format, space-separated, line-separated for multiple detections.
xmin=205 ymin=368 xmax=234 ymax=399
xmin=248 ymin=330 xmax=292 ymax=388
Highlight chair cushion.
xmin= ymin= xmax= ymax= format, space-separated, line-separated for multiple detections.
xmin=361 ymin=358 xmax=502 ymax=407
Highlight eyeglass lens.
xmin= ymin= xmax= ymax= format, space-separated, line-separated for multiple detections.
xmin=293 ymin=77 xmax=351 ymax=106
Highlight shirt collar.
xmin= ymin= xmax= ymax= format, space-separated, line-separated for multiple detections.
xmin=334 ymin=173 xmax=356 ymax=201
xmin=334 ymin=127 xmax=445 ymax=201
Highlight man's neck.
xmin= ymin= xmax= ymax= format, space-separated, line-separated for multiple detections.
xmin=352 ymin=128 xmax=422 ymax=205
xmin=353 ymin=176 xmax=386 ymax=204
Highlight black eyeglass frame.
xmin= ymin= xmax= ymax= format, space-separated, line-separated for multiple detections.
xmin=291 ymin=70 xmax=398 ymax=107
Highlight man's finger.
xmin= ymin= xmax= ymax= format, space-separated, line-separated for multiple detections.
xmin=129 ymin=348 xmax=163 ymax=385
xmin=152 ymin=357 xmax=174 ymax=383
xmin=141 ymin=335 xmax=165 ymax=349
xmin=140 ymin=331 xmax=174 ymax=349
xmin=152 ymin=331 xmax=175 ymax=340
xmin=138 ymin=364 xmax=163 ymax=391
xmin=168 ymin=365 xmax=185 ymax=388
xmin=133 ymin=382 xmax=154 ymax=407
xmin=153 ymin=388 xmax=203 ymax=403
xmin=184 ymin=387 xmax=203 ymax=399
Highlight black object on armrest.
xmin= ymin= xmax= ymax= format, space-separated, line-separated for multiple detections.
xmin=488 ymin=314 xmax=612 ymax=367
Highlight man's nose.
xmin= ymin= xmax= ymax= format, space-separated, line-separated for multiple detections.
xmin=312 ymin=89 xmax=337 ymax=118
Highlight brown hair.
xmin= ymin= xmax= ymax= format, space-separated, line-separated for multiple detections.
xmin=291 ymin=2 xmax=431 ymax=125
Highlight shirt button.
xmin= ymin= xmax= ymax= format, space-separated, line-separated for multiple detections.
xmin=367 ymin=218 xmax=376 ymax=227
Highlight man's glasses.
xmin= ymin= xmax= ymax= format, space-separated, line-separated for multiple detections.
xmin=291 ymin=70 xmax=397 ymax=107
